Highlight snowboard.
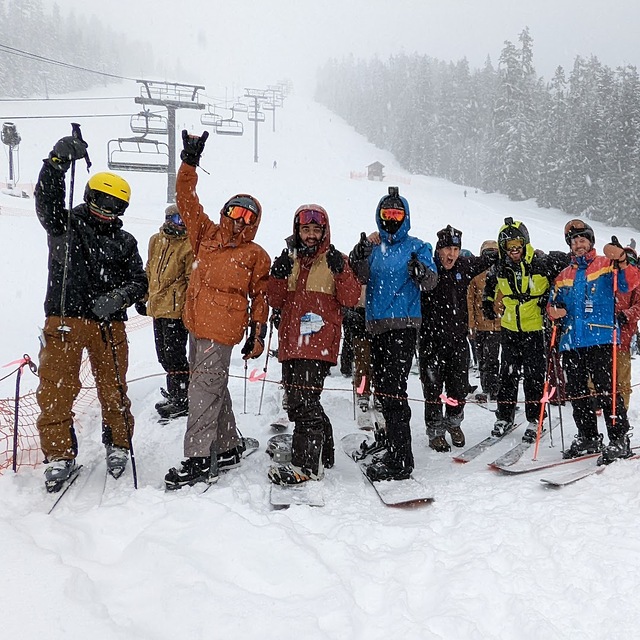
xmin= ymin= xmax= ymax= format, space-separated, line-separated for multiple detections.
xmin=269 ymin=482 xmax=325 ymax=507
xmin=452 ymin=422 xmax=522 ymax=463
xmin=341 ymin=433 xmax=433 ymax=506
xmin=270 ymin=412 xmax=291 ymax=432
xmin=199 ymin=437 xmax=260 ymax=493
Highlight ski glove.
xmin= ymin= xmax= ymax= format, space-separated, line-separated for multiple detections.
xmin=326 ymin=244 xmax=344 ymax=274
xmin=604 ymin=236 xmax=627 ymax=264
xmin=351 ymin=232 xmax=373 ymax=262
xmin=271 ymin=249 xmax=293 ymax=279
xmin=617 ymin=311 xmax=629 ymax=326
xmin=241 ymin=322 xmax=267 ymax=360
xmin=92 ymin=289 xmax=129 ymax=320
xmin=48 ymin=136 xmax=88 ymax=172
xmin=134 ymin=301 xmax=147 ymax=316
xmin=271 ymin=308 xmax=282 ymax=330
xmin=408 ymin=252 xmax=428 ymax=284
xmin=482 ymin=299 xmax=498 ymax=321
xmin=180 ymin=129 xmax=209 ymax=167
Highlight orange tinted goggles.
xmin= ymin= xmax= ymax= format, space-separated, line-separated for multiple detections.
xmin=505 ymin=239 xmax=524 ymax=251
xmin=380 ymin=207 xmax=405 ymax=222
xmin=226 ymin=205 xmax=257 ymax=225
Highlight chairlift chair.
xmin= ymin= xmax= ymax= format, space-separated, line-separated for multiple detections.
xmin=107 ymin=136 xmax=169 ymax=173
xmin=129 ymin=110 xmax=168 ymax=135
xmin=200 ymin=107 xmax=222 ymax=127
xmin=232 ymin=102 xmax=248 ymax=113
xmin=215 ymin=119 xmax=244 ymax=136
xmin=262 ymin=102 xmax=275 ymax=111
xmin=247 ymin=111 xmax=265 ymax=122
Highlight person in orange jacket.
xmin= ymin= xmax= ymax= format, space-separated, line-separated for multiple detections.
xmin=165 ymin=131 xmax=271 ymax=489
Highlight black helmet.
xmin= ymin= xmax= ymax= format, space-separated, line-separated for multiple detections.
xmin=564 ymin=219 xmax=595 ymax=246
xmin=498 ymin=217 xmax=529 ymax=254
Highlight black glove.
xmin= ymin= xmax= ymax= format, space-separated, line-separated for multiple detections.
xmin=92 ymin=289 xmax=129 ymax=320
xmin=351 ymin=232 xmax=373 ymax=262
xmin=241 ymin=322 xmax=267 ymax=360
xmin=271 ymin=308 xmax=282 ymax=330
xmin=180 ymin=129 xmax=209 ymax=167
xmin=271 ymin=249 xmax=293 ymax=279
xmin=47 ymin=136 xmax=88 ymax=172
xmin=135 ymin=301 xmax=147 ymax=316
xmin=408 ymin=252 xmax=428 ymax=284
xmin=482 ymin=299 xmax=498 ymax=321
xmin=617 ymin=311 xmax=629 ymax=326
xmin=326 ymin=244 xmax=344 ymax=274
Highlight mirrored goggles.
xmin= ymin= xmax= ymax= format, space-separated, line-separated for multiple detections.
xmin=505 ymin=239 xmax=524 ymax=251
xmin=380 ymin=207 xmax=405 ymax=222
xmin=626 ymin=250 xmax=638 ymax=266
xmin=297 ymin=209 xmax=327 ymax=226
xmin=226 ymin=205 xmax=257 ymax=225
xmin=166 ymin=212 xmax=185 ymax=226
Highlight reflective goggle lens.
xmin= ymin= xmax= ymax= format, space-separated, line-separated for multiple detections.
xmin=298 ymin=209 xmax=327 ymax=226
xmin=626 ymin=251 xmax=638 ymax=266
xmin=380 ymin=207 xmax=405 ymax=222
xmin=166 ymin=212 xmax=184 ymax=226
xmin=226 ymin=205 xmax=256 ymax=225
xmin=505 ymin=239 xmax=524 ymax=251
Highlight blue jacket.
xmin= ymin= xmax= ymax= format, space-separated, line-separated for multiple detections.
xmin=352 ymin=194 xmax=436 ymax=334
xmin=550 ymin=250 xmax=639 ymax=351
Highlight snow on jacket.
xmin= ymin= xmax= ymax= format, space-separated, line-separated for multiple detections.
xmin=484 ymin=246 xmax=568 ymax=333
xmin=176 ymin=163 xmax=270 ymax=345
xmin=145 ymin=225 xmax=193 ymax=319
xmin=268 ymin=208 xmax=361 ymax=364
xmin=350 ymin=195 xmax=437 ymax=335
xmin=421 ymin=253 xmax=493 ymax=342
xmin=35 ymin=161 xmax=147 ymax=322
xmin=468 ymin=270 xmax=503 ymax=333
xmin=550 ymin=249 xmax=640 ymax=352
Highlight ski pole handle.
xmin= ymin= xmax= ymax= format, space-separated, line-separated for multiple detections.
xmin=71 ymin=122 xmax=92 ymax=170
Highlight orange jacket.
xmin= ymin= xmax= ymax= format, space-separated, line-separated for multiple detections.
xmin=176 ymin=163 xmax=270 ymax=345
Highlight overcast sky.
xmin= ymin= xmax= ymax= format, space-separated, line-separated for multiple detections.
xmin=53 ymin=0 xmax=640 ymax=96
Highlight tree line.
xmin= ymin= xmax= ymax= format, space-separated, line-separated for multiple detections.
xmin=0 ymin=0 xmax=155 ymax=98
xmin=315 ymin=28 xmax=640 ymax=229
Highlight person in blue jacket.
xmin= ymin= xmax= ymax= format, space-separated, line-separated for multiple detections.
xmin=548 ymin=220 xmax=640 ymax=464
xmin=349 ymin=187 xmax=437 ymax=481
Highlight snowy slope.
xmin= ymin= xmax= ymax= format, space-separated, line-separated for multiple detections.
xmin=2 ymin=83 xmax=640 ymax=640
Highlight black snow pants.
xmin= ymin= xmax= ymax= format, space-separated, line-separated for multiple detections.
xmin=153 ymin=317 xmax=189 ymax=402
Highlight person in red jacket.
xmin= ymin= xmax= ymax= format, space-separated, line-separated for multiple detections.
xmin=267 ymin=205 xmax=361 ymax=484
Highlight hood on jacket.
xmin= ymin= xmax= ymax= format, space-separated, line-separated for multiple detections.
xmin=375 ymin=193 xmax=411 ymax=244
xmin=497 ymin=217 xmax=534 ymax=264
xmin=291 ymin=204 xmax=331 ymax=257
xmin=217 ymin=193 xmax=262 ymax=246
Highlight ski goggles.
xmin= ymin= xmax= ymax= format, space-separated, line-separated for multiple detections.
xmin=379 ymin=207 xmax=405 ymax=222
xmin=89 ymin=191 xmax=127 ymax=219
xmin=166 ymin=212 xmax=185 ymax=226
xmin=297 ymin=209 xmax=327 ymax=226
xmin=505 ymin=238 xmax=524 ymax=251
xmin=625 ymin=249 xmax=638 ymax=266
xmin=225 ymin=205 xmax=257 ymax=225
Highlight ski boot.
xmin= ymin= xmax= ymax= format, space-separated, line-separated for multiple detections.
xmin=366 ymin=452 xmax=413 ymax=481
xmin=445 ymin=417 xmax=466 ymax=448
xmin=44 ymin=459 xmax=77 ymax=493
xmin=105 ymin=445 xmax=129 ymax=479
xmin=562 ymin=434 xmax=604 ymax=459
xmin=157 ymin=397 xmax=188 ymax=420
xmin=164 ymin=456 xmax=216 ymax=490
xmin=491 ymin=419 xmax=514 ymax=437
xmin=428 ymin=435 xmax=451 ymax=453
xmin=598 ymin=435 xmax=633 ymax=466
xmin=357 ymin=394 xmax=370 ymax=412
xmin=217 ymin=438 xmax=248 ymax=471
xmin=474 ymin=392 xmax=488 ymax=403
xmin=522 ymin=423 xmax=540 ymax=444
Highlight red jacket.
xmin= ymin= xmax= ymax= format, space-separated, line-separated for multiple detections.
xmin=268 ymin=208 xmax=360 ymax=364
xmin=616 ymin=265 xmax=640 ymax=351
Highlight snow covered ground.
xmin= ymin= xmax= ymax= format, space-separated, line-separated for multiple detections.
xmin=2 ymin=83 xmax=640 ymax=640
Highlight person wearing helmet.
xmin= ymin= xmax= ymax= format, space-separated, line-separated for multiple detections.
xmin=548 ymin=220 xmax=640 ymax=464
xmin=35 ymin=135 xmax=148 ymax=492
xmin=266 ymin=205 xmax=361 ymax=485
xmin=164 ymin=131 xmax=271 ymax=490
xmin=135 ymin=204 xmax=193 ymax=421
xmin=483 ymin=217 xmax=569 ymax=443
xmin=349 ymin=187 xmax=438 ymax=481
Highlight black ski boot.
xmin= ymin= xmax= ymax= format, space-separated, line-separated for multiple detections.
xmin=106 ymin=445 xmax=129 ymax=479
xmin=562 ymin=434 xmax=604 ymax=459
xmin=157 ymin=397 xmax=188 ymax=420
xmin=598 ymin=435 xmax=633 ymax=466
xmin=429 ymin=435 xmax=451 ymax=453
xmin=165 ymin=456 xmax=215 ymax=490
xmin=522 ymin=423 xmax=542 ymax=444
xmin=217 ymin=438 xmax=248 ymax=470
xmin=155 ymin=387 xmax=172 ymax=411
xmin=44 ymin=459 xmax=77 ymax=493
xmin=366 ymin=452 xmax=413 ymax=481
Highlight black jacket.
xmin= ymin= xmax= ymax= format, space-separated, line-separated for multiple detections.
xmin=35 ymin=161 xmax=147 ymax=321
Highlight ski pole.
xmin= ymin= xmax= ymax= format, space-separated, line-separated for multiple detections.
xmin=257 ymin=317 xmax=275 ymax=415
xmin=533 ymin=323 xmax=558 ymax=460
xmin=612 ymin=260 xmax=619 ymax=429
xmin=549 ymin=347 xmax=566 ymax=451
xmin=12 ymin=354 xmax=37 ymax=473
xmin=242 ymin=325 xmax=249 ymax=414
xmin=105 ymin=322 xmax=138 ymax=489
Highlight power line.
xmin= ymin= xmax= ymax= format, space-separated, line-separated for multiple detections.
xmin=0 ymin=113 xmax=135 ymax=120
xmin=0 ymin=43 xmax=137 ymax=82
xmin=0 ymin=96 xmax=135 ymax=102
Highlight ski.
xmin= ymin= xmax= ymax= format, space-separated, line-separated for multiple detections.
xmin=341 ymin=433 xmax=433 ymax=506
xmin=47 ymin=464 xmax=84 ymax=514
xmin=452 ymin=422 xmax=522 ymax=463
xmin=540 ymin=453 xmax=640 ymax=487
xmin=489 ymin=418 xmax=559 ymax=467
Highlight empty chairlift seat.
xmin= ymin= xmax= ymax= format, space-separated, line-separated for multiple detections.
xmin=107 ymin=136 xmax=170 ymax=173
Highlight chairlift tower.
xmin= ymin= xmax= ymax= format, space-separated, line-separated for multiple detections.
xmin=1 ymin=121 xmax=22 ymax=193
xmin=108 ymin=80 xmax=205 ymax=203
xmin=244 ymin=88 xmax=270 ymax=163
